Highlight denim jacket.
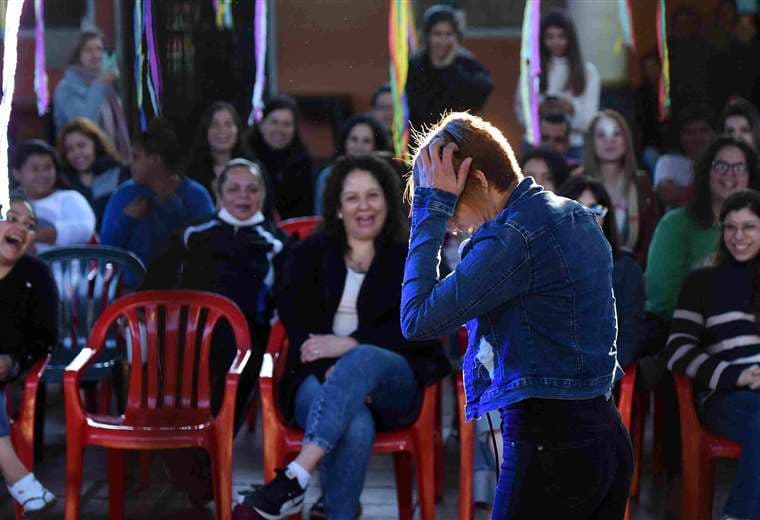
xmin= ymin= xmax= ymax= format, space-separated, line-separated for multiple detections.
xmin=401 ymin=178 xmax=621 ymax=420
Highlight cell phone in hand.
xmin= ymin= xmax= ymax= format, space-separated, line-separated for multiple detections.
xmin=102 ymin=51 xmax=120 ymax=78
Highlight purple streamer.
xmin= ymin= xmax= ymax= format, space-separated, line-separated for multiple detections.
xmin=528 ymin=0 xmax=541 ymax=146
xmin=248 ymin=0 xmax=267 ymax=125
xmin=34 ymin=0 xmax=49 ymax=115
xmin=143 ymin=0 xmax=162 ymax=114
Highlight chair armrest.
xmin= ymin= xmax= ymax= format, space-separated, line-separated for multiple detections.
xmin=216 ymin=349 xmax=252 ymax=427
xmin=63 ymin=347 xmax=100 ymax=423
xmin=10 ymin=355 xmax=51 ymax=468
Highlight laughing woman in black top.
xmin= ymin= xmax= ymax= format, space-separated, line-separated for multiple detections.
xmin=0 ymin=196 xmax=57 ymax=515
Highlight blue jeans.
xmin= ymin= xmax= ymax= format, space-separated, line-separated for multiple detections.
xmin=492 ymin=396 xmax=632 ymax=519
xmin=294 ymin=345 xmax=423 ymax=520
xmin=704 ymin=389 xmax=760 ymax=519
xmin=0 ymin=388 xmax=8 ymax=437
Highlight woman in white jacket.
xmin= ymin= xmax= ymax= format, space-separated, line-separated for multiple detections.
xmin=515 ymin=10 xmax=600 ymax=163
xmin=11 ymin=140 xmax=95 ymax=253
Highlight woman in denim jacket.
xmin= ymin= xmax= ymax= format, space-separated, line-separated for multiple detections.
xmin=402 ymin=112 xmax=633 ymax=518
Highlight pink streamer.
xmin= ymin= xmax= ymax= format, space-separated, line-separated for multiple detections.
xmin=143 ymin=0 xmax=162 ymax=114
xmin=248 ymin=0 xmax=267 ymax=125
xmin=34 ymin=0 xmax=49 ymax=115
xmin=528 ymin=0 xmax=541 ymax=146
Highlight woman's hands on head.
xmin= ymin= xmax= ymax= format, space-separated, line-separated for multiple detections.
xmin=415 ymin=138 xmax=472 ymax=197
xmin=300 ymin=334 xmax=359 ymax=364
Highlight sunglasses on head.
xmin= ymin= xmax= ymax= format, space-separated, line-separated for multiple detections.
xmin=587 ymin=205 xmax=608 ymax=219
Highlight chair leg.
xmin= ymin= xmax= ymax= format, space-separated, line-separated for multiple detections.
xmin=415 ymin=435 xmax=437 ymax=520
xmin=64 ymin=441 xmax=84 ymax=520
xmin=630 ymin=392 xmax=646 ymax=499
xmin=210 ymin=436 xmax=233 ymax=520
xmin=393 ymin=451 xmax=414 ymax=520
xmin=459 ymin=418 xmax=474 ymax=520
xmin=652 ymin=386 xmax=665 ymax=475
xmin=108 ymin=448 xmax=126 ymax=520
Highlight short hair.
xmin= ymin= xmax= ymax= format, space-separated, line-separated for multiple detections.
xmin=335 ymin=113 xmax=389 ymax=157
xmin=718 ymin=189 xmax=760 ymax=263
xmin=57 ymin=117 xmax=122 ymax=169
xmin=676 ymin=103 xmax=715 ymax=131
xmin=12 ymin=139 xmax=61 ymax=172
xmin=69 ymin=29 xmax=106 ymax=65
xmin=320 ymin=154 xmax=407 ymax=252
xmin=558 ymin=176 xmax=620 ymax=257
xmin=4 ymin=190 xmax=36 ymax=220
xmin=540 ymin=112 xmax=571 ymax=136
xmin=371 ymin=84 xmax=391 ymax=108
xmin=689 ymin=136 xmax=760 ymax=228
xmin=217 ymin=158 xmax=265 ymax=193
xmin=407 ymin=112 xmax=522 ymax=205
xmin=133 ymin=118 xmax=183 ymax=171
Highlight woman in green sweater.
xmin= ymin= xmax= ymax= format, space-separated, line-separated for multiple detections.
xmin=646 ymin=136 xmax=760 ymax=321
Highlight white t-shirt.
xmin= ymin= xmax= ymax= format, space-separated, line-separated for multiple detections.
xmin=31 ymin=189 xmax=96 ymax=253
xmin=332 ymin=267 xmax=366 ymax=337
xmin=653 ymin=154 xmax=693 ymax=188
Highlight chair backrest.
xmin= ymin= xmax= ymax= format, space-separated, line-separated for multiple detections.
xmin=39 ymin=245 xmax=146 ymax=351
xmin=278 ymin=216 xmax=322 ymax=240
xmin=87 ymin=290 xmax=251 ymax=412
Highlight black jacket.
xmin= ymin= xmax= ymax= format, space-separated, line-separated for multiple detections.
xmin=276 ymin=232 xmax=450 ymax=421
xmin=406 ymin=49 xmax=493 ymax=131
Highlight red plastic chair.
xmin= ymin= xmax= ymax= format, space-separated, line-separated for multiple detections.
xmin=63 ymin=290 xmax=251 ymax=520
xmin=673 ymin=374 xmax=742 ymax=520
xmin=278 ymin=216 xmax=323 ymax=240
xmin=7 ymin=355 xmax=50 ymax=520
xmin=259 ymin=321 xmax=439 ymax=520
xmin=616 ymin=365 xmax=637 ymax=520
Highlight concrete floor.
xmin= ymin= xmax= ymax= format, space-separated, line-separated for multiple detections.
xmin=0 ymin=379 xmax=736 ymax=519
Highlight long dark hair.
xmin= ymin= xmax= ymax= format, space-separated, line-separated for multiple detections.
xmin=558 ymin=176 xmax=620 ymax=257
xmin=688 ymin=136 xmax=760 ymax=228
xmin=249 ymin=94 xmax=306 ymax=153
xmin=11 ymin=139 xmax=66 ymax=190
xmin=539 ymin=11 xmax=587 ymax=96
xmin=187 ymin=101 xmax=250 ymax=189
xmin=335 ymin=114 xmax=389 ymax=158
xmin=320 ymin=154 xmax=407 ymax=253
xmin=718 ymin=97 xmax=760 ymax=152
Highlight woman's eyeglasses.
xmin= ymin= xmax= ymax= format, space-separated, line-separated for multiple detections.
xmin=711 ymin=160 xmax=748 ymax=176
xmin=587 ymin=205 xmax=608 ymax=219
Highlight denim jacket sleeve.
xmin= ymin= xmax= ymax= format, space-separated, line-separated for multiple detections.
xmin=401 ymin=187 xmax=531 ymax=340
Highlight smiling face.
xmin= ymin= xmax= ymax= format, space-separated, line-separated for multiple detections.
xmin=0 ymin=201 xmax=36 ymax=266
xmin=13 ymin=153 xmax=57 ymax=200
xmin=724 ymin=115 xmax=755 ymax=150
xmin=428 ymin=21 xmax=457 ymax=62
xmin=207 ymin=108 xmax=239 ymax=154
xmin=79 ymin=36 xmax=104 ymax=72
xmin=544 ymin=26 xmax=568 ymax=57
xmin=345 ymin=123 xmax=376 ymax=156
xmin=710 ymin=145 xmax=750 ymax=205
xmin=722 ymin=207 xmax=760 ymax=262
xmin=63 ymin=131 xmax=97 ymax=174
xmin=593 ymin=116 xmax=626 ymax=163
xmin=260 ymin=108 xmax=295 ymax=150
xmin=339 ymin=169 xmax=387 ymax=242
xmin=219 ymin=167 xmax=264 ymax=221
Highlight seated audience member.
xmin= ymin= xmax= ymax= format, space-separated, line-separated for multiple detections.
xmin=57 ymin=117 xmax=128 ymax=226
xmin=718 ymin=97 xmax=760 ymax=151
xmin=665 ymin=189 xmax=760 ymax=520
xmin=538 ymin=110 xmax=575 ymax=167
xmin=370 ymin=83 xmax=394 ymax=138
xmin=186 ymin=101 xmax=260 ymax=202
xmin=560 ymin=177 xmax=644 ymax=369
xmin=314 ymin=114 xmax=389 ymax=214
xmin=406 ymin=4 xmax=493 ymax=131
xmin=236 ymin=155 xmax=449 ymax=519
xmin=100 ymin=118 xmax=214 ymax=268
xmin=634 ymin=51 xmax=667 ymax=173
xmin=11 ymin=139 xmax=96 ymax=254
xmin=520 ymin=148 xmax=569 ymax=193
xmin=654 ymin=104 xmax=716 ymax=208
xmin=246 ymin=95 xmax=313 ymax=220
xmin=647 ymin=136 xmax=760 ymax=322
xmin=53 ymin=30 xmax=130 ymax=159
xmin=143 ymin=159 xmax=287 ymax=505
xmin=576 ymin=110 xmax=661 ymax=266
xmin=516 ymin=10 xmax=600 ymax=163
xmin=0 ymin=196 xmax=57 ymax=514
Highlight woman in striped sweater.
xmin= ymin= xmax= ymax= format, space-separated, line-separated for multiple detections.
xmin=665 ymin=189 xmax=760 ymax=520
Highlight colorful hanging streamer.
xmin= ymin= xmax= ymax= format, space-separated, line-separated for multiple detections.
xmin=388 ymin=0 xmax=416 ymax=158
xmin=0 ymin=0 xmax=24 ymax=214
xmin=656 ymin=0 xmax=671 ymax=121
xmin=143 ymin=0 xmax=162 ymax=116
xmin=133 ymin=0 xmax=146 ymax=129
xmin=34 ymin=0 xmax=49 ymax=116
xmin=614 ymin=0 xmax=636 ymax=54
xmin=519 ymin=0 xmax=541 ymax=146
xmin=214 ymin=0 xmax=233 ymax=30
xmin=248 ymin=0 xmax=268 ymax=125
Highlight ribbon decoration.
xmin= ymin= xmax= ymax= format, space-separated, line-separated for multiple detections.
xmin=614 ymin=0 xmax=636 ymax=54
xmin=0 ymin=0 xmax=24 ymax=215
xmin=656 ymin=0 xmax=671 ymax=121
xmin=143 ymin=0 xmax=162 ymax=116
xmin=519 ymin=0 xmax=541 ymax=146
xmin=388 ymin=0 xmax=416 ymax=158
xmin=248 ymin=0 xmax=267 ymax=125
xmin=133 ymin=0 xmax=146 ymax=129
xmin=33 ymin=0 xmax=49 ymax=115
xmin=214 ymin=0 xmax=233 ymax=30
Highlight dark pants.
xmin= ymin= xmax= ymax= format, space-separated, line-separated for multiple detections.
xmin=492 ymin=396 xmax=633 ymax=519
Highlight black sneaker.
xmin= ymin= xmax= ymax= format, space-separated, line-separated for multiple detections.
xmin=309 ymin=494 xmax=362 ymax=519
xmin=243 ymin=467 xmax=306 ymax=520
